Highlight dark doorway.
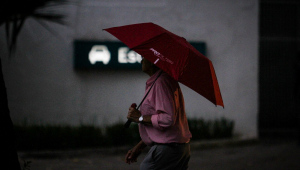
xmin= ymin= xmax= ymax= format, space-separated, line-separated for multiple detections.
xmin=259 ymin=0 xmax=300 ymax=138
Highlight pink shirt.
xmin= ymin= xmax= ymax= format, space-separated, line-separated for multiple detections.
xmin=139 ymin=71 xmax=192 ymax=146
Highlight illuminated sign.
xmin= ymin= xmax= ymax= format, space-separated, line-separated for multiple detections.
xmin=74 ymin=40 xmax=206 ymax=70
xmin=89 ymin=45 xmax=111 ymax=65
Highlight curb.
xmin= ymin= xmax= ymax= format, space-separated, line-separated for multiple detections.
xmin=190 ymin=138 xmax=259 ymax=150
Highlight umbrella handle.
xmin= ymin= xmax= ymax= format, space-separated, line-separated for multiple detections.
xmin=124 ymin=103 xmax=137 ymax=128
xmin=124 ymin=120 xmax=132 ymax=128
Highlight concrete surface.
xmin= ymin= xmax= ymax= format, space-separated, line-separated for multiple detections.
xmin=18 ymin=138 xmax=300 ymax=170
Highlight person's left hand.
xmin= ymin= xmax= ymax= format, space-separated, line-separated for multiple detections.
xmin=127 ymin=106 xmax=141 ymax=123
xmin=125 ymin=142 xmax=145 ymax=164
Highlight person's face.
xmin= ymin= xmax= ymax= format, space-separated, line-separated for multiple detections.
xmin=141 ymin=57 xmax=152 ymax=75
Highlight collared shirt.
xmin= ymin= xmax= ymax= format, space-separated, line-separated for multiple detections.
xmin=139 ymin=70 xmax=192 ymax=146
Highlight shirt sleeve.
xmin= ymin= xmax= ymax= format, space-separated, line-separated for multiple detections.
xmin=151 ymin=77 xmax=176 ymax=130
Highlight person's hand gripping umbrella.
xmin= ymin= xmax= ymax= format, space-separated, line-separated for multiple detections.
xmin=124 ymin=103 xmax=137 ymax=128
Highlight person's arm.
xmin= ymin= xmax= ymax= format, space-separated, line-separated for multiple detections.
xmin=127 ymin=107 xmax=152 ymax=126
xmin=127 ymin=77 xmax=177 ymax=128
xmin=141 ymin=115 xmax=152 ymax=126
xmin=125 ymin=140 xmax=147 ymax=164
xmin=151 ymin=79 xmax=177 ymax=130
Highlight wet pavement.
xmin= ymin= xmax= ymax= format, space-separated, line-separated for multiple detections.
xmin=18 ymin=139 xmax=300 ymax=170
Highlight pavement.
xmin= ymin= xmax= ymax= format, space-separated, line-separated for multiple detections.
xmin=18 ymin=138 xmax=300 ymax=170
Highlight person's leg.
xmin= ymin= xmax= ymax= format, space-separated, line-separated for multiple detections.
xmin=140 ymin=145 xmax=158 ymax=170
xmin=178 ymin=144 xmax=191 ymax=170
xmin=173 ymin=144 xmax=190 ymax=170
xmin=140 ymin=144 xmax=190 ymax=170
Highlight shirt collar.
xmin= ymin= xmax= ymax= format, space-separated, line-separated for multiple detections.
xmin=146 ymin=70 xmax=163 ymax=87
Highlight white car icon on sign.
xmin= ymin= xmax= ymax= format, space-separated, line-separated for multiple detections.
xmin=89 ymin=45 xmax=111 ymax=65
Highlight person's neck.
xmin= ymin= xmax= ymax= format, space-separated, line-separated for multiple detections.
xmin=148 ymin=68 xmax=160 ymax=77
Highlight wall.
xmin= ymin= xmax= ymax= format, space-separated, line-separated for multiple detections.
xmin=0 ymin=0 xmax=258 ymax=139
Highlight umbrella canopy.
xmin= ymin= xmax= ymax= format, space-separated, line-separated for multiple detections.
xmin=104 ymin=22 xmax=224 ymax=107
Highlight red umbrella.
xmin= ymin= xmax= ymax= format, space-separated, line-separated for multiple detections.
xmin=104 ymin=22 xmax=224 ymax=107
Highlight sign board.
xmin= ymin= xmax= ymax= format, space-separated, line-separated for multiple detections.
xmin=74 ymin=40 xmax=206 ymax=70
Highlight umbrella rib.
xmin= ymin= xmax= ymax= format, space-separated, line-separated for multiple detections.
xmin=130 ymin=32 xmax=167 ymax=50
xmin=179 ymin=49 xmax=191 ymax=77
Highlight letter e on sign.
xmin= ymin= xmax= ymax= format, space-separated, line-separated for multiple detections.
xmin=118 ymin=47 xmax=142 ymax=63
xmin=118 ymin=47 xmax=128 ymax=63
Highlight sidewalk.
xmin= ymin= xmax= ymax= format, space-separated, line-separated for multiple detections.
xmin=18 ymin=138 xmax=300 ymax=170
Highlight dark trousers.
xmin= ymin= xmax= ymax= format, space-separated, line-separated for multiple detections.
xmin=140 ymin=143 xmax=190 ymax=170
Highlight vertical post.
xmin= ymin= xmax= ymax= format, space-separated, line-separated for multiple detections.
xmin=0 ymin=58 xmax=21 ymax=170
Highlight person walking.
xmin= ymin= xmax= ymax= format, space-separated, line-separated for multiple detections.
xmin=125 ymin=57 xmax=192 ymax=170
